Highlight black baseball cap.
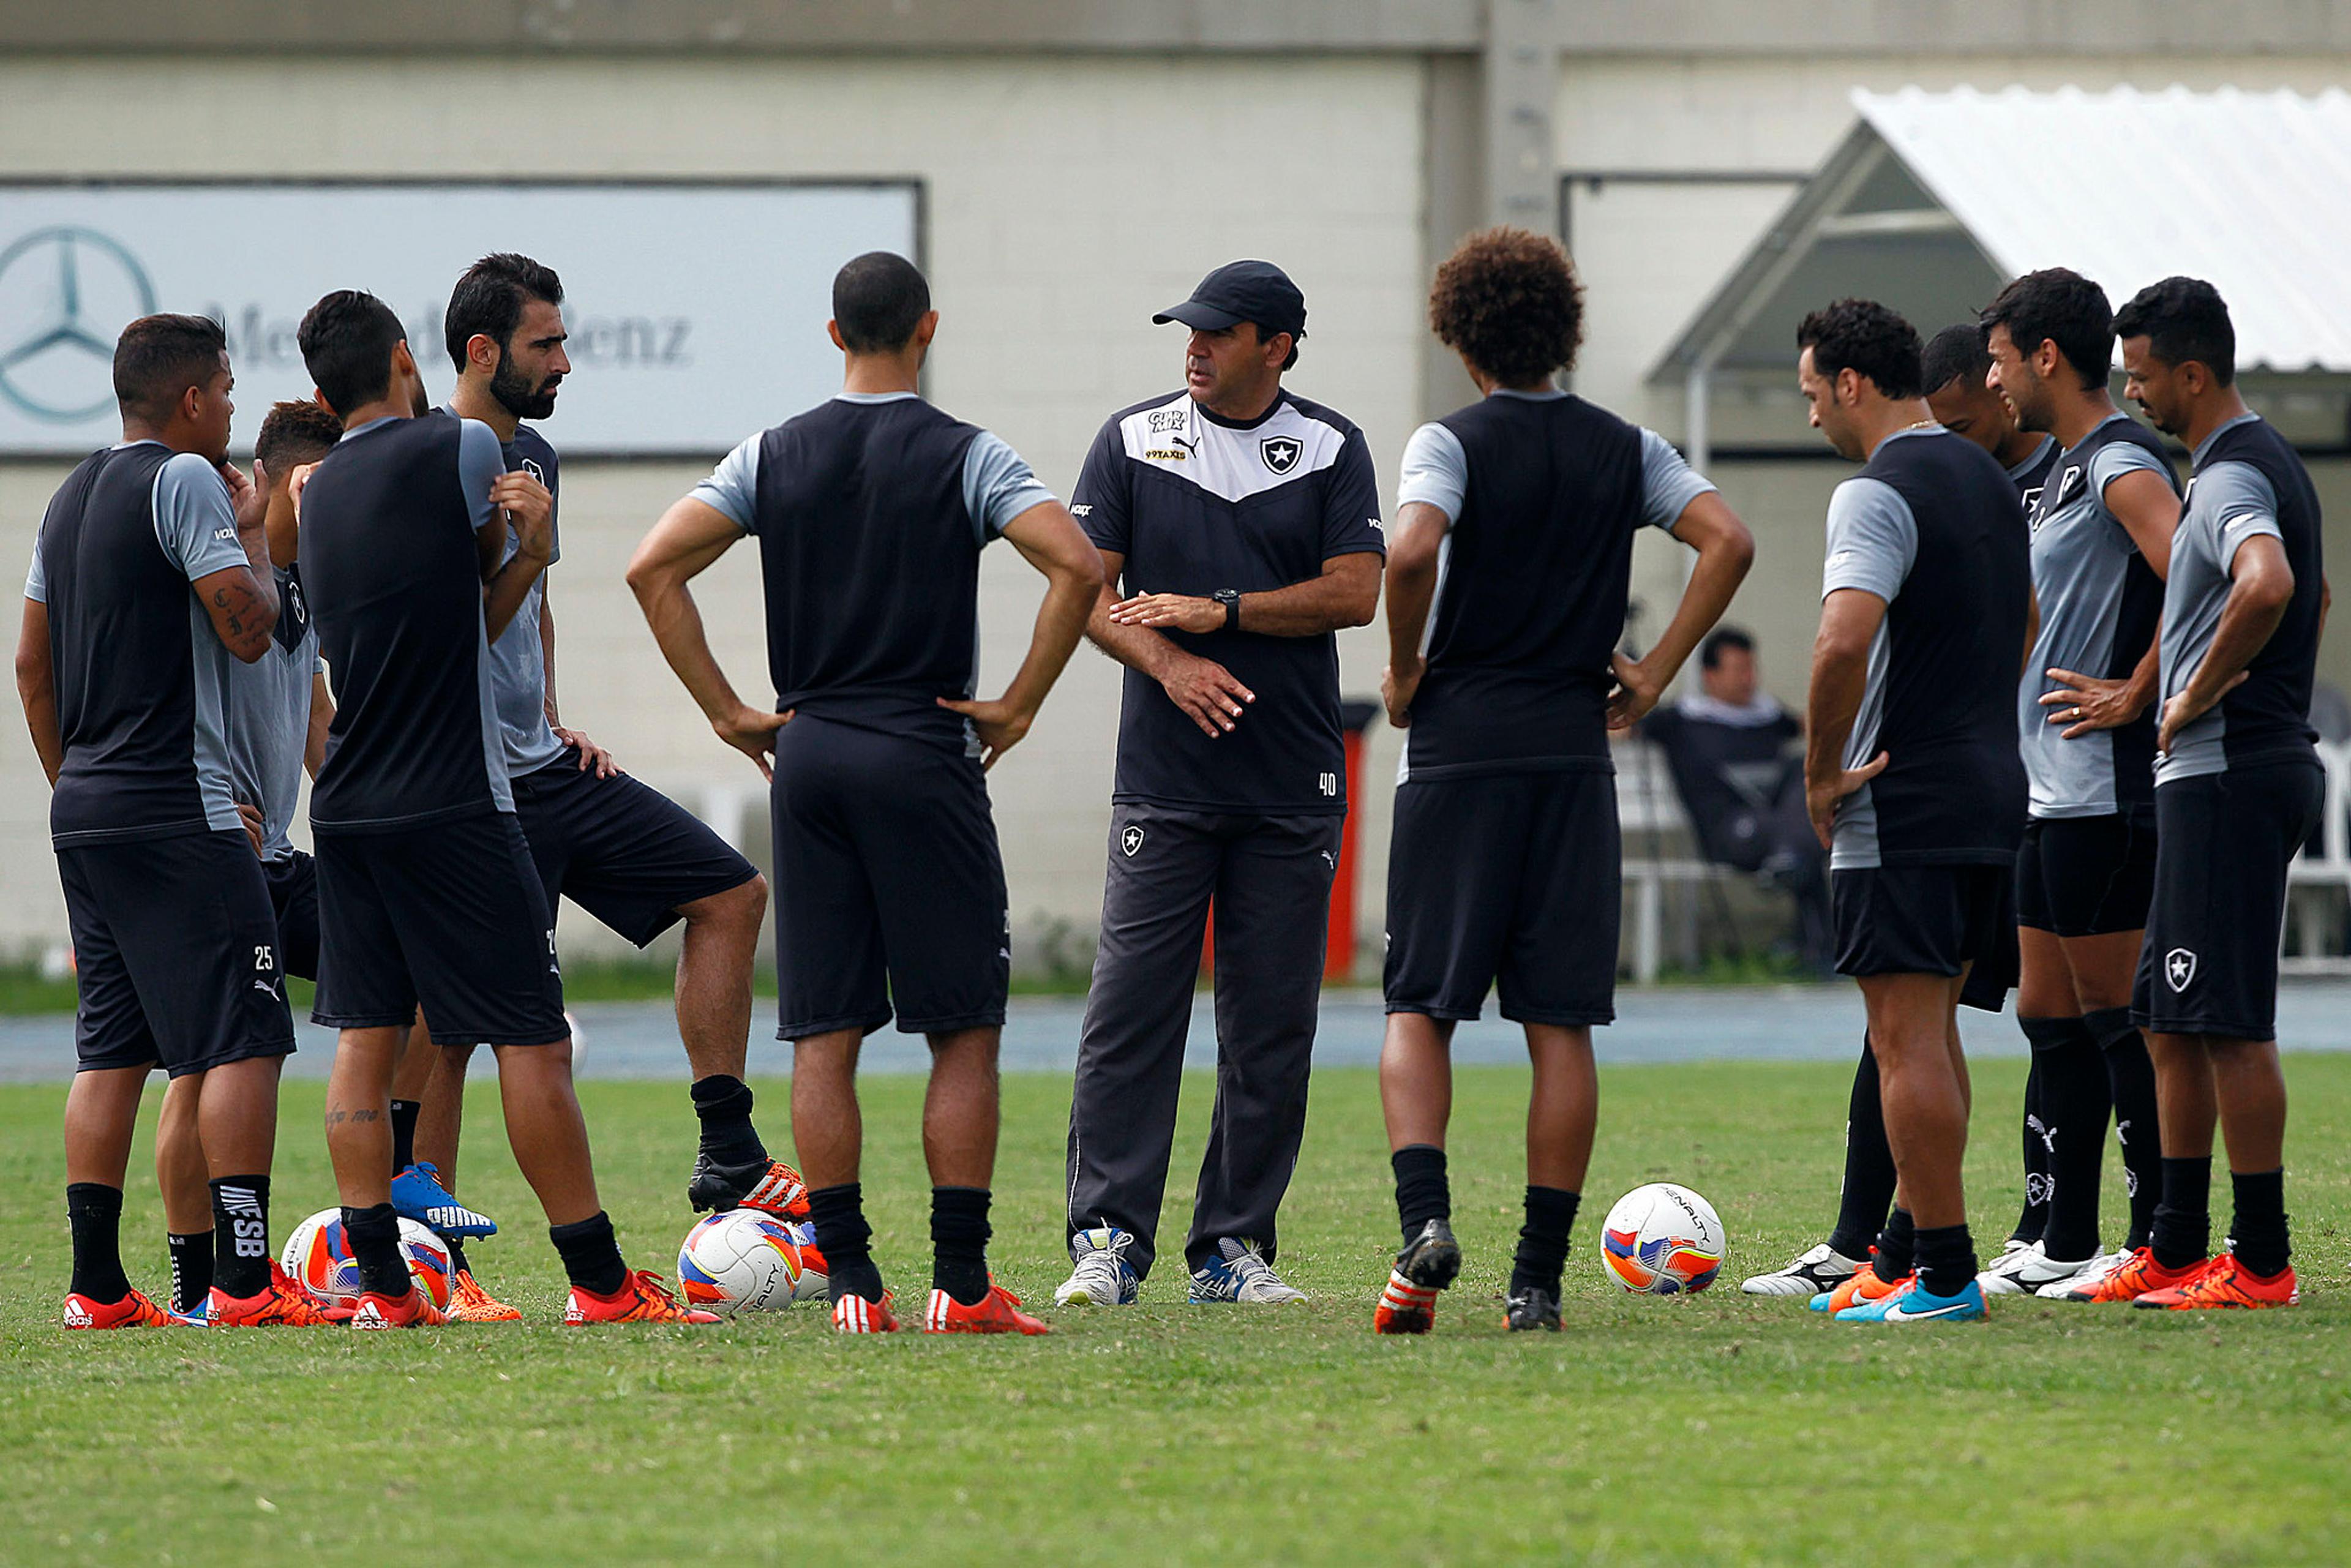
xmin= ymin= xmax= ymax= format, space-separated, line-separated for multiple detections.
xmin=1152 ymin=260 xmax=1307 ymax=342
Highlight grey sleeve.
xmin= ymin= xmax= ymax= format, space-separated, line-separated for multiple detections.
xmin=456 ymin=419 xmax=504 ymax=536
xmin=1394 ymin=422 xmax=1466 ymax=525
xmin=962 ymin=430 xmax=1058 ymax=543
xmin=2088 ymin=440 xmax=2174 ymax=555
xmin=2201 ymin=461 xmax=2284 ymax=569
xmin=691 ymin=435 xmax=763 ymax=533
xmin=1820 ymin=477 xmax=1917 ymax=602
xmin=151 ymin=454 xmax=250 ymax=582
xmin=1637 ymin=427 xmax=1720 ymax=531
xmin=24 ymin=544 xmax=45 ymax=604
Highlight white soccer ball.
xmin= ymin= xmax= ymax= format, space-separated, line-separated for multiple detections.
xmin=279 ymin=1208 xmax=457 ymax=1309
xmin=676 ymin=1209 xmax=811 ymax=1314
xmin=1599 ymin=1183 xmax=1726 ymax=1295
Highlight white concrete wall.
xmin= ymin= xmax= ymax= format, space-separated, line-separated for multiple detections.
xmin=0 ymin=52 xmax=1428 ymax=964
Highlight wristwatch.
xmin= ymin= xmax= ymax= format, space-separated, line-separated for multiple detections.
xmin=1213 ymin=588 xmax=1242 ymax=631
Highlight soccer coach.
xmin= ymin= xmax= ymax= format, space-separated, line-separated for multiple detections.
xmin=1056 ymin=261 xmax=1384 ymax=1308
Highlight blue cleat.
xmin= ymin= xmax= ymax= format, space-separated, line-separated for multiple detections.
xmin=168 ymin=1299 xmax=209 ymax=1326
xmin=1834 ymin=1278 xmax=1985 ymax=1324
xmin=392 ymin=1161 xmax=497 ymax=1238
xmin=1188 ymin=1238 xmax=1307 ymax=1305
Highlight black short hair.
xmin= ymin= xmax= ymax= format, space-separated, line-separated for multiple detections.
xmin=1980 ymin=268 xmax=2112 ymax=390
xmin=1919 ymin=323 xmax=1992 ymax=394
xmin=253 ymin=399 xmax=343 ymax=474
xmin=1428 ymin=227 xmax=1586 ymax=386
xmin=2114 ymin=276 xmax=2236 ymax=386
xmin=444 ymin=252 xmax=564 ymax=371
xmin=831 ymin=252 xmax=930 ymax=353
xmin=113 ymin=313 xmax=227 ymax=424
xmin=1701 ymin=626 xmax=1755 ymax=670
xmin=298 ymin=290 xmax=405 ymax=416
xmin=1797 ymin=299 xmax=1922 ymax=400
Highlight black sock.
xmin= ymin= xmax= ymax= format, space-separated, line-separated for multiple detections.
xmin=689 ymin=1074 xmax=768 ymax=1167
xmin=2227 ymin=1168 xmax=2290 ymax=1278
xmin=167 ymin=1230 xmax=213 ymax=1314
xmin=808 ymin=1182 xmax=885 ymax=1304
xmin=1913 ymin=1223 xmax=1979 ymax=1299
xmin=2022 ymin=1016 xmax=2109 ymax=1260
xmin=930 ymin=1186 xmax=992 ymax=1305
xmin=1873 ymin=1207 xmax=1916 ymax=1283
xmin=1509 ymin=1186 xmax=1580 ymax=1299
xmin=66 ymin=1182 xmax=129 ymax=1303
xmin=548 ymin=1210 xmax=629 ymax=1296
xmin=209 ymin=1174 xmax=272 ymax=1299
xmin=2014 ymin=1052 xmax=2049 ymax=1244
xmin=1828 ymin=1035 xmax=1896 ymax=1259
xmin=2150 ymin=1155 xmax=2212 ymax=1270
xmin=389 ymin=1098 xmax=421 ymax=1174
xmin=1390 ymin=1144 xmax=1450 ymax=1247
xmin=2085 ymin=1008 xmax=2161 ymax=1250
xmin=444 ymin=1234 xmax=471 ymax=1278
xmin=342 ymin=1202 xmax=411 ymax=1298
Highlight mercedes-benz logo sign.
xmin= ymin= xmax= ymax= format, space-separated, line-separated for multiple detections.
xmin=0 ymin=227 xmax=156 ymax=423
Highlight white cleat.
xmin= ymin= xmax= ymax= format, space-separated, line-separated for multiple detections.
xmin=1054 ymin=1226 xmax=1139 ymax=1307
xmin=2036 ymin=1248 xmax=2134 ymax=1299
xmin=1979 ymin=1241 xmax=2105 ymax=1295
xmin=1740 ymin=1241 xmax=1866 ymax=1297
xmin=1189 ymin=1238 xmax=1307 ymax=1304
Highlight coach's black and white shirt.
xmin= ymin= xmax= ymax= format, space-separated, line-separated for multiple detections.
xmin=1073 ymin=388 xmax=1383 ymax=815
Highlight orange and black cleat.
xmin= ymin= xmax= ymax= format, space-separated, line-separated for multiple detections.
xmin=1373 ymin=1270 xmax=1439 ymax=1335
xmin=564 ymin=1269 xmax=721 ymax=1326
xmin=688 ymin=1155 xmax=811 ymax=1220
xmin=61 ymin=1287 xmax=173 ymax=1330
xmin=211 ymin=1262 xmax=340 ymax=1327
xmin=2058 ymin=1247 xmax=2216 ymax=1304
xmin=351 ymin=1285 xmax=448 ymax=1329
xmin=924 ymin=1281 xmax=1049 ymax=1335
xmin=831 ymin=1290 xmax=900 ymax=1334
xmin=446 ymin=1267 xmax=523 ymax=1323
xmin=1811 ymin=1265 xmax=1911 ymax=1315
xmin=2134 ymin=1254 xmax=2298 ymax=1310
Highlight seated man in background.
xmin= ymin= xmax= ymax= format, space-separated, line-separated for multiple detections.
xmin=1643 ymin=627 xmax=1830 ymax=967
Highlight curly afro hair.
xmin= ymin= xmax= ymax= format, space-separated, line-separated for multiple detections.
xmin=1428 ymin=227 xmax=1585 ymax=388
xmin=1796 ymin=298 xmax=1922 ymax=400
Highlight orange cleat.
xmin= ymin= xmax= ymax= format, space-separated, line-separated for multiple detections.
xmin=1813 ymin=1266 xmax=1911 ymax=1315
xmin=2134 ymin=1254 xmax=2298 ymax=1310
xmin=688 ymin=1155 xmax=811 ymax=1221
xmin=1373 ymin=1269 xmax=1438 ymax=1335
xmin=2057 ymin=1247 xmax=2216 ymax=1304
xmin=61 ymin=1287 xmax=173 ymax=1329
xmin=564 ymin=1269 xmax=720 ymax=1326
xmin=351 ymin=1285 xmax=447 ymax=1329
xmin=446 ymin=1267 xmax=523 ymax=1323
xmin=211 ymin=1262 xmax=339 ymax=1327
xmin=831 ymin=1290 xmax=899 ymax=1334
xmin=924 ymin=1280 xmax=1049 ymax=1335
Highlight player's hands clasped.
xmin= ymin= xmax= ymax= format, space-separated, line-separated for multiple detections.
xmin=936 ymin=694 xmax=1037 ymax=770
xmin=1806 ymin=751 xmax=1889 ymax=850
xmin=714 ymin=703 xmax=790 ymax=780
xmin=2038 ymin=667 xmax=2146 ymax=738
xmin=555 ymin=725 xmax=620 ymax=778
xmin=1605 ymin=650 xmax=1664 ymax=731
xmin=1158 ymin=653 xmax=1254 ymax=738
xmin=492 ymin=471 xmax=555 ymax=564
xmin=1110 ymin=592 xmax=1225 ymax=634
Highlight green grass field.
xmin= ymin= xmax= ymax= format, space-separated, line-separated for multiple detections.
xmin=4 ymin=1057 xmax=2347 ymax=1566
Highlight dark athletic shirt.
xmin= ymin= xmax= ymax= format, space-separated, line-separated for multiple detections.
xmin=432 ymin=408 xmax=568 ymax=778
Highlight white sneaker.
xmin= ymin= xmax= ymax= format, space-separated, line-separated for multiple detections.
xmin=1053 ymin=1226 xmax=1139 ymax=1307
xmin=1188 ymin=1238 xmax=1306 ymax=1304
xmin=1740 ymin=1241 xmax=1866 ymax=1297
xmin=1979 ymin=1242 xmax=2104 ymax=1295
xmin=2036 ymin=1248 xmax=2132 ymax=1299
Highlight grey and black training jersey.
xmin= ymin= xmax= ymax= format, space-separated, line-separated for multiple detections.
xmin=1820 ymin=426 xmax=2030 ymax=870
xmin=2019 ymin=413 xmax=2178 ymax=819
xmin=2010 ymin=435 xmax=2058 ymax=511
xmin=301 ymin=414 xmax=513 ymax=832
xmin=1392 ymin=389 xmax=1714 ymax=781
xmin=221 ymin=563 xmax=318 ymax=860
xmin=26 ymin=441 xmax=252 ymax=848
xmin=692 ymin=391 xmax=1053 ymax=754
xmin=433 ymin=409 xmax=568 ymax=778
xmin=2155 ymin=412 xmax=2324 ymax=784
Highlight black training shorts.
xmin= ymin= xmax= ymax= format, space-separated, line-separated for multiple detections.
xmin=2015 ymin=812 xmax=2157 ymax=939
xmin=58 ymin=829 xmax=296 ymax=1078
xmin=1832 ymin=862 xmax=2015 ymax=981
xmin=311 ymin=811 xmax=568 ymax=1047
xmin=512 ymin=745 xmax=760 ymax=947
xmin=2134 ymin=760 xmax=2324 ymax=1042
xmin=768 ymin=715 xmax=1009 ymax=1040
xmin=1384 ymin=768 xmax=1621 ymax=1027
xmin=262 ymin=849 xmax=321 ymax=982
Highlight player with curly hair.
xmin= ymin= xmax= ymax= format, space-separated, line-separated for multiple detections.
xmin=1371 ymin=228 xmax=1753 ymax=1334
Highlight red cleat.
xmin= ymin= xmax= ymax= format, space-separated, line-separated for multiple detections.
xmin=61 ymin=1288 xmax=172 ymax=1330
xmin=688 ymin=1155 xmax=811 ymax=1220
xmin=2135 ymin=1254 xmax=2298 ymax=1310
xmin=351 ymin=1285 xmax=447 ymax=1329
xmin=1373 ymin=1269 xmax=1438 ymax=1335
xmin=2060 ymin=1247 xmax=2216 ymax=1304
xmin=831 ymin=1290 xmax=899 ymax=1334
xmin=211 ymin=1262 xmax=339 ymax=1327
xmin=564 ymin=1269 xmax=721 ymax=1325
xmin=923 ymin=1280 xmax=1049 ymax=1335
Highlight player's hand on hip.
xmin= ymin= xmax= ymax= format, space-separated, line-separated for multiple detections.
xmin=714 ymin=705 xmax=789 ymax=780
xmin=1381 ymin=660 xmax=1422 ymax=729
xmin=554 ymin=726 xmax=619 ymax=778
xmin=1110 ymin=591 xmax=1224 ymax=634
xmin=2039 ymin=668 xmax=2143 ymax=739
xmin=1606 ymin=651 xmax=1663 ymax=732
xmin=1158 ymin=654 xmax=1254 ymax=737
xmin=235 ymin=801 xmax=266 ymax=858
xmin=936 ymin=695 xmax=1034 ymax=770
xmin=489 ymin=471 xmax=555 ymax=563
xmin=1806 ymin=751 xmax=1888 ymax=850
xmin=2156 ymin=673 xmax=2245 ymax=756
